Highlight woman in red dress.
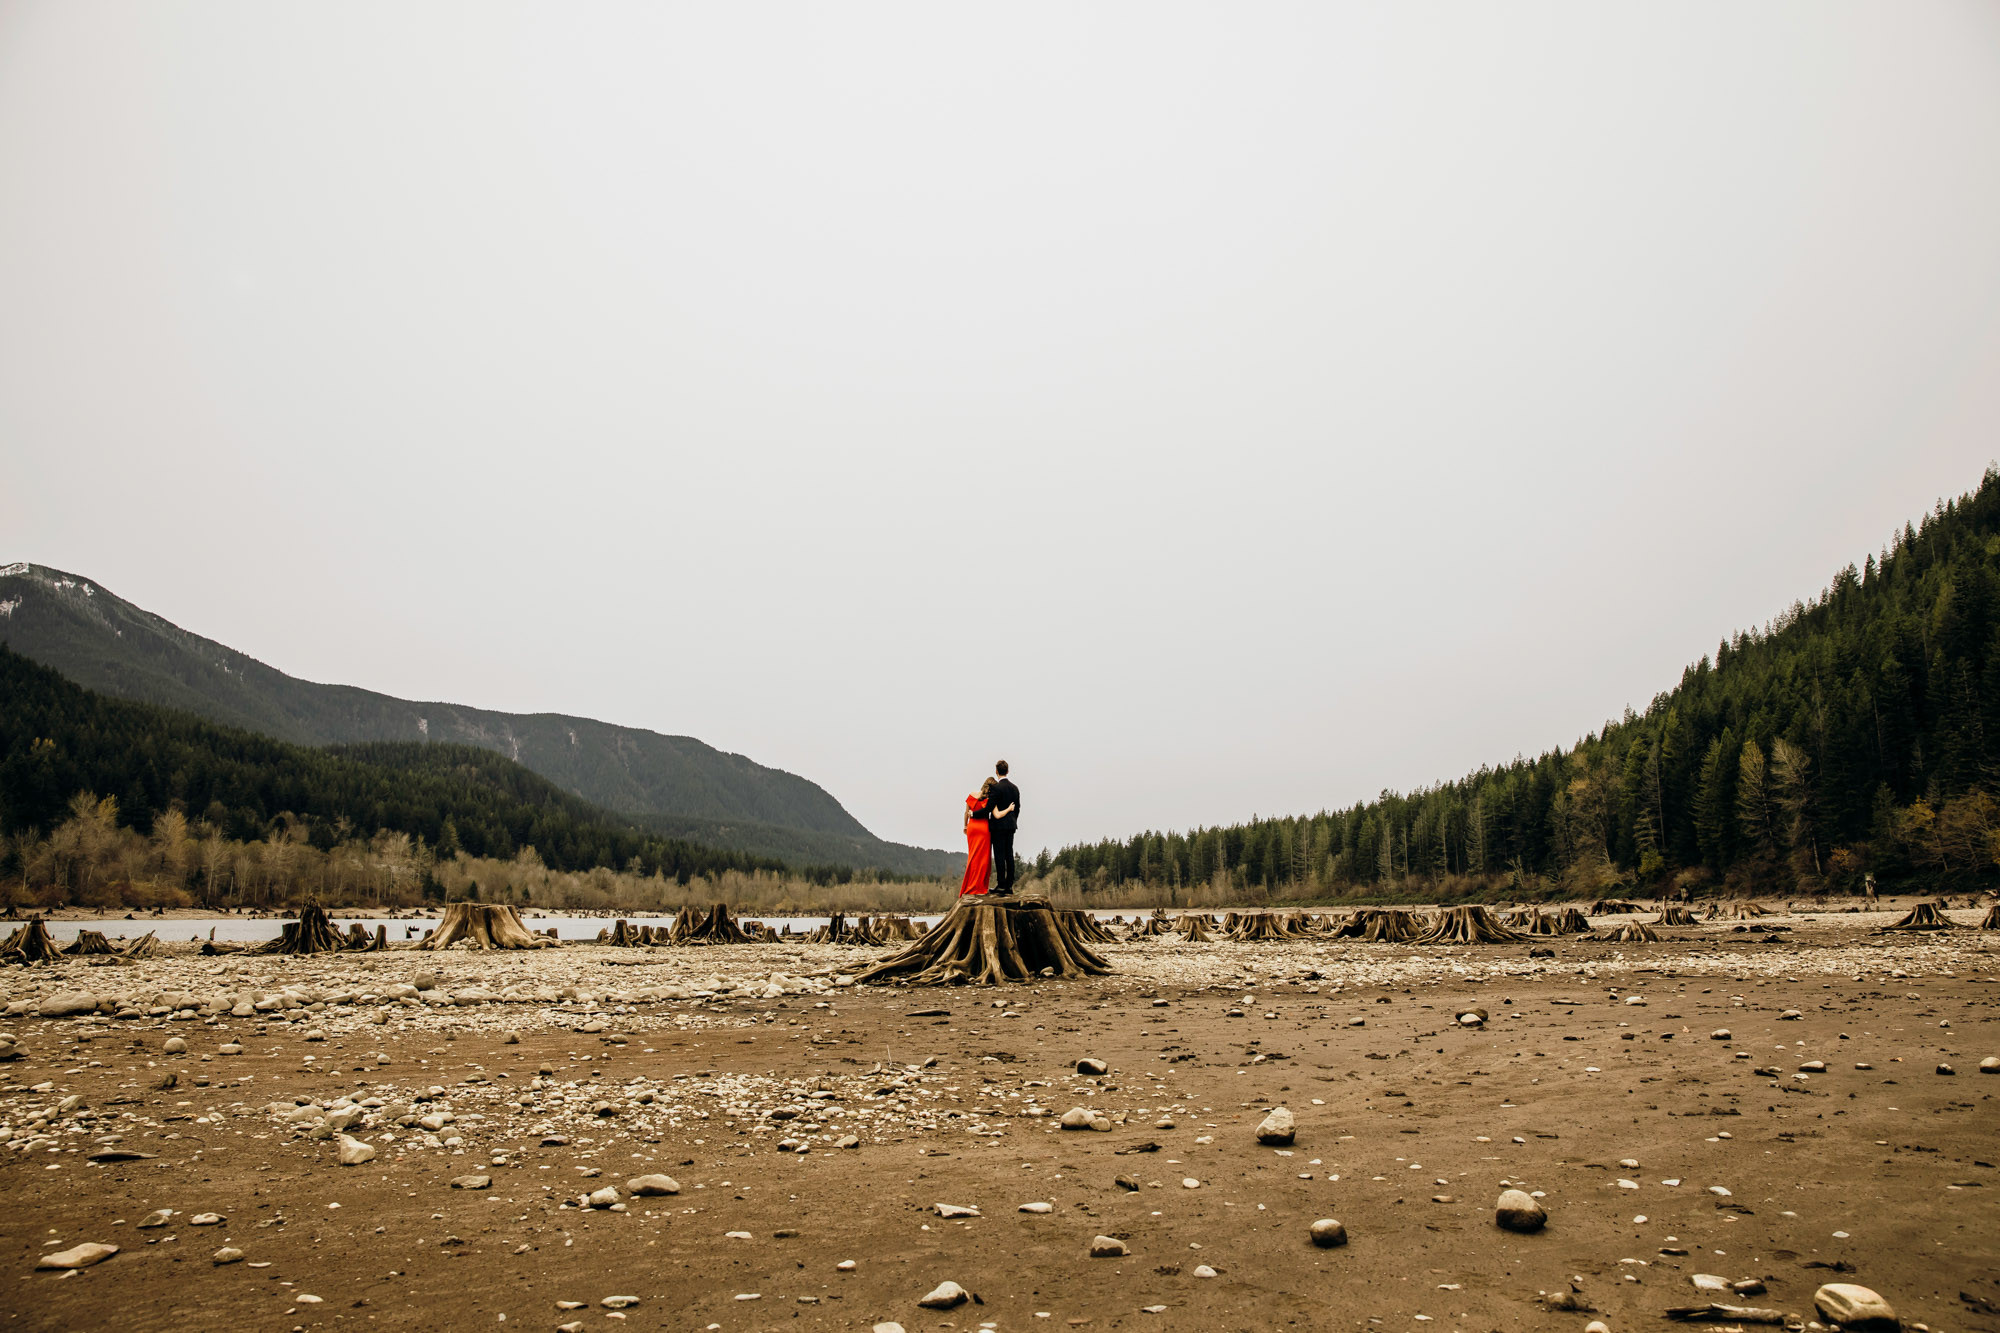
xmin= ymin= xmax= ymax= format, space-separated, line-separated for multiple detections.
xmin=959 ymin=778 xmax=995 ymax=897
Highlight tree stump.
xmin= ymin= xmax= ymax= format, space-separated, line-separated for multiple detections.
xmin=810 ymin=912 xmax=877 ymax=945
xmin=853 ymin=897 xmax=1113 ymax=987
xmin=1591 ymin=899 xmax=1644 ymax=914
xmin=1656 ymin=907 xmax=1699 ymax=926
xmin=1226 ymin=912 xmax=1297 ymax=942
xmin=63 ymin=930 xmax=118 ymax=956
xmin=1883 ymin=902 xmax=1955 ymax=931
xmin=1980 ymin=904 xmax=2000 ymax=929
xmin=418 ymin=903 xmax=558 ymax=950
xmin=1335 ymin=907 xmax=1425 ymax=942
xmin=339 ymin=923 xmax=387 ymax=952
xmin=1414 ymin=905 xmax=1524 ymax=945
xmin=264 ymin=902 xmax=346 ymax=955
xmin=1174 ymin=914 xmax=1215 ymax=942
xmin=1062 ymin=910 xmax=1120 ymax=945
xmin=0 ymin=916 xmax=63 ymax=964
xmin=1603 ymin=920 xmax=1661 ymax=942
xmin=605 ymin=919 xmax=645 ymax=947
xmin=669 ymin=902 xmax=753 ymax=945
xmin=1711 ymin=901 xmax=1769 ymax=920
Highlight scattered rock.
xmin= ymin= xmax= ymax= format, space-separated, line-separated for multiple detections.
xmin=1978 ymin=1055 xmax=1999 ymax=1074
xmin=1309 ymin=1218 xmax=1347 ymax=1248
xmin=162 ymin=1037 xmax=187 ymax=1054
xmin=450 ymin=1175 xmax=492 ymax=1190
xmin=136 ymin=1210 xmax=172 ymax=1229
xmin=587 ymin=1187 xmax=620 ymax=1209
xmin=1711 ymin=1029 xmax=1731 ymax=1040
xmin=1813 ymin=1282 xmax=1899 ymax=1330
xmin=600 ymin=1295 xmax=640 ymax=1309
xmin=36 ymin=1243 xmax=117 ymax=1270
xmin=1181 ymin=1178 xmax=1201 ymax=1189
xmin=188 ymin=1213 xmax=223 ymax=1226
xmin=1255 ymin=1107 xmax=1296 ymax=1145
xmin=1192 ymin=1264 xmax=1218 ymax=1279
xmin=873 ymin=1324 xmax=907 ymax=1333
xmin=918 ymin=1281 xmax=970 ymax=1310
xmin=1937 ymin=1063 xmax=1955 ymax=1076
xmin=212 ymin=1246 xmax=245 ymax=1265
xmin=336 ymin=1135 xmax=376 ymax=1166
xmin=1077 ymin=1058 xmax=1109 ymax=1075
xmin=1090 ymin=1235 xmax=1130 ymax=1258
xmin=1019 ymin=1202 xmax=1053 ymax=1214
xmin=1495 ymin=1189 xmax=1546 ymax=1233
xmin=934 ymin=1203 xmax=980 ymax=1219
xmin=627 ymin=1175 xmax=681 ymax=1196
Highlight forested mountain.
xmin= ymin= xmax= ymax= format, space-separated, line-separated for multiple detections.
xmin=1049 ymin=470 xmax=2000 ymax=900
xmin=0 ymin=563 xmax=955 ymax=875
xmin=0 ymin=646 xmax=784 ymax=883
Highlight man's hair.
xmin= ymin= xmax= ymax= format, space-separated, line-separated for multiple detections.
xmin=995 ymin=759 xmax=1009 ymax=777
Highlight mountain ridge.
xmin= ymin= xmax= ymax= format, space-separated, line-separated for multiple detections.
xmin=0 ymin=563 xmax=957 ymax=876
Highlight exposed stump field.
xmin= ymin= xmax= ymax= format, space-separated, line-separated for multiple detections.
xmin=0 ymin=904 xmax=1996 ymax=1331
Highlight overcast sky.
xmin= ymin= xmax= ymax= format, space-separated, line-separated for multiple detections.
xmin=5 ymin=3 xmax=2000 ymax=856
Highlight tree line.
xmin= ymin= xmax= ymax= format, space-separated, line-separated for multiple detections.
xmin=1050 ymin=469 xmax=2000 ymax=901
xmin=0 ymin=647 xmax=790 ymax=892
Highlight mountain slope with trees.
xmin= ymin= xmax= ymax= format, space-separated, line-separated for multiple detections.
xmin=0 ymin=563 xmax=955 ymax=875
xmin=0 ymin=645 xmax=787 ymax=887
xmin=1047 ymin=470 xmax=2000 ymax=901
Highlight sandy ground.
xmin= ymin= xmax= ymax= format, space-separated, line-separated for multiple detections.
xmin=2 ymin=908 xmax=1997 ymax=1333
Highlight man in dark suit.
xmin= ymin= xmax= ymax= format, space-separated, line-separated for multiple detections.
xmin=987 ymin=760 xmax=1020 ymax=896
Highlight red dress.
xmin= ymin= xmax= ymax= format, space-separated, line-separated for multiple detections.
xmin=959 ymin=796 xmax=992 ymax=897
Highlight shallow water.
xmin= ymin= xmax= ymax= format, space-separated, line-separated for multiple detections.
xmin=26 ymin=906 xmax=1128 ymax=944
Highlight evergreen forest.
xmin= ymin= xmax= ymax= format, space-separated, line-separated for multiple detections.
xmin=0 ymin=646 xmax=790 ymax=893
xmin=1047 ymin=470 xmax=2000 ymax=902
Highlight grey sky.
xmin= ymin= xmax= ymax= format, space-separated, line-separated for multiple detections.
xmin=4 ymin=3 xmax=1999 ymax=856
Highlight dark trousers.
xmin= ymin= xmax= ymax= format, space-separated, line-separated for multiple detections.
xmin=991 ymin=828 xmax=1017 ymax=892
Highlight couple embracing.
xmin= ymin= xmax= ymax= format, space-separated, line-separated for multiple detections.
xmin=959 ymin=760 xmax=1020 ymax=898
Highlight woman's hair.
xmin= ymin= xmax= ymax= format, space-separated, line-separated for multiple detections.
xmin=978 ymin=777 xmax=996 ymax=798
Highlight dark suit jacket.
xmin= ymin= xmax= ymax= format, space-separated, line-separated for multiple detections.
xmin=988 ymin=778 xmax=1020 ymax=833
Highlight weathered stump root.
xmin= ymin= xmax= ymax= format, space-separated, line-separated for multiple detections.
xmin=1883 ymin=901 xmax=1955 ymax=931
xmin=670 ymin=902 xmax=754 ymax=945
xmin=854 ymin=898 xmax=1112 ymax=986
xmin=0 ymin=917 xmax=63 ymax=964
xmin=1656 ymin=907 xmax=1699 ymax=926
xmin=419 ymin=903 xmax=558 ymax=950
xmin=63 ymin=929 xmax=119 ymax=956
xmin=1175 ymin=915 xmax=1215 ymax=942
xmin=1414 ymin=904 xmax=1525 ymax=945
xmin=1603 ymin=920 xmax=1661 ymax=942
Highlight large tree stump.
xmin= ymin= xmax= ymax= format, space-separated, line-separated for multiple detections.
xmin=809 ymin=912 xmax=877 ymax=945
xmin=1225 ymin=912 xmax=1299 ymax=942
xmin=63 ymin=929 xmax=119 ymax=956
xmin=1414 ymin=905 xmax=1524 ymax=945
xmin=1656 ymin=907 xmax=1699 ymax=927
xmin=0 ymin=916 xmax=63 ymax=964
xmin=1980 ymin=904 xmax=2000 ymax=929
xmin=1603 ymin=920 xmax=1661 ymax=942
xmin=853 ymin=898 xmax=1113 ymax=986
xmin=1062 ymin=910 xmax=1120 ymax=945
xmin=605 ymin=919 xmax=646 ymax=947
xmin=1174 ymin=914 xmax=1215 ymax=942
xmin=1591 ymin=899 xmax=1644 ymax=914
xmin=1710 ymin=901 xmax=1769 ymax=920
xmin=1883 ymin=901 xmax=1955 ymax=931
xmin=419 ymin=903 xmax=558 ymax=950
xmin=263 ymin=902 xmax=345 ymax=955
xmin=670 ymin=903 xmax=753 ymax=945
xmin=339 ymin=923 xmax=387 ymax=952
xmin=1334 ymin=907 xmax=1425 ymax=942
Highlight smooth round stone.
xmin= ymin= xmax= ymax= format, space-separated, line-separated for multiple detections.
xmin=1937 ymin=1063 xmax=1955 ymax=1076
xmin=627 ymin=1174 xmax=680 ymax=1196
xmin=1089 ymin=1235 xmax=1129 ymax=1258
xmin=162 ymin=1037 xmax=188 ymax=1054
xmin=212 ymin=1247 xmax=245 ymax=1265
xmin=1813 ymin=1282 xmax=1898 ymax=1330
xmin=1495 ymin=1189 xmax=1546 ymax=1233
xmin=1980 ymin=1056 xmax=2000 ymax=1074
xmin=1309 ymin=1218 xmax=1348 ymax=1248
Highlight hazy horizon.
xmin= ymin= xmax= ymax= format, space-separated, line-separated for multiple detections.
xmin=5 ymin=4 xmax=1999 ymax=856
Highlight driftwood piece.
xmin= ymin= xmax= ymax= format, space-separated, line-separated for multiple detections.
xmin=1883 ymin=901 xmax=1954 ymax=931
xmin=854 ymin=897 xmax=1113 ymax=987
xmin=418 ymin=903 xmax=558 ymax=950
xmin=670 ymin=903 xmax=753 ymax=945
xmin=119 ymin=931 xmax=163 ymax=960
xmin=1603 ymin=920 xmax=1660 ymax=942
xmin=1414 ymin=904 xmax=1525 ymax=945
xmin=0 ymin=916 xmax=64 ymax=964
